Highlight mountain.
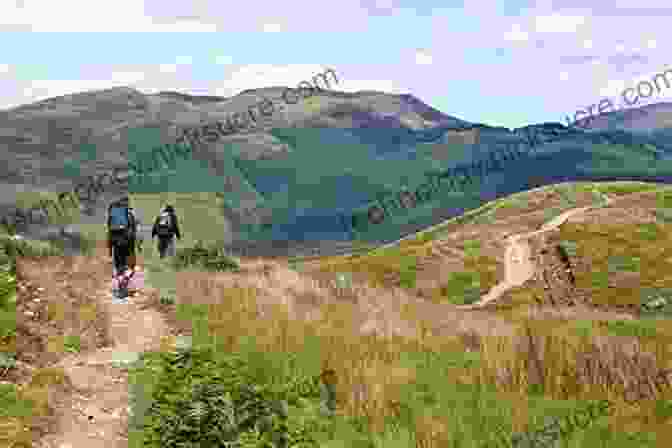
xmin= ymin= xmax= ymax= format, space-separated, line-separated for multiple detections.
xmin=573 ymin=102 xmax=672 ymax=132
xmin=2 ymin=85 xmax=672 ymax=257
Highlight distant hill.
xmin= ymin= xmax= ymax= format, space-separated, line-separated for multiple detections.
xmin=1 ymin=85 xmax=672 ymax=257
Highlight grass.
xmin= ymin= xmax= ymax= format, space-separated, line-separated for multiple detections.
xmin=124 ymin=258 xmax=672 ymax=447
xmin=0 ymin=230 xmax=108 ymax=447
xmin=171 ymin=240 xmax=240 ymax=273
xmin=557 ymin=220 xmax=672 ymax=309
xmin=574 ymin=181 xmax=668 ymax=197
xmin=7 ymin=182 xmax=672 ymax=447
xmin=436 ymin=271 xmax=481 ymax=305
xmin=63 ymin=335 xmax=82 ymax=354
xmin=372 ymin=181 xmax=614 ymax=251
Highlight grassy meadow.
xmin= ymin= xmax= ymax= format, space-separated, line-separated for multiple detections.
xmin=3 ymin=182 xmax=672 ymax=447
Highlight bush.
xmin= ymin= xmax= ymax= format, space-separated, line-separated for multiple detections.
xmin=129 ymin=346 xmax=342 ymax=448
xmin=0 ymin=236 xmax=17 ymax=343
xmin=0 ymin=239 xmax=16 ymax=302
xmin=0 ymin=233 xmax=64 ymax=260
xmin=654 ymin=208 xmax=672 ymax=224
xmin=172 ymin=240 xmax=240 ymax=273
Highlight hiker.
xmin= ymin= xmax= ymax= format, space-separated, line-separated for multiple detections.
xmin=107 ymin=197 xmax=137 ymax=276
xmin=151 ymin=205 xmax=181 ymax=258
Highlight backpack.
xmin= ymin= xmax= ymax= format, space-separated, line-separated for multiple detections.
xmin=156 ymin=211 xmax=174 ymax=237
xmin=109 ymin=205 xmax=133 ymax=246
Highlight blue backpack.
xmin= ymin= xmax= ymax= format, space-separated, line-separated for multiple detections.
xmin=109 ymin=205 xmax=133 ymax=245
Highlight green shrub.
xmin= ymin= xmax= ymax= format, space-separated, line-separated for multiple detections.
xmin=463 ymin=239 xmax=481 ymax=258
xmin=334 ymin=272 xmax=353 ymax=289
xmin=63 ymin=335 xmax=81 ymax=354
xmin=172 ymin=240 xmax=240 ymax=273
xmin=640 ymin=288 xmax=672 ymax=316
xmin=398 ymin=255 xmax=418 ymax=289
xmin=558 ymin=240 xmax=578 ymax=258
xmin=0 ymin=234 xmax=64 ymax=259
xmin=654 ymin=208 xmax=672 ymax=224
xmin=0 ymin=263 xmax=16 ymax=310
xmin=128 ymin=346 xmax=343 ymax=448
xmin=0 ymin=380 xmax=32 ymax=420
xmin=159 ymin=295 xmax=176 ymax=305
xmin=0 ymin=237 xmax=17 ymax=342
xmin=543 ymin=207 xmax=563 ymax=221
xmin=440 ymin=271 xmax=481 ymax=305
xmin=603 ymin=320 xmax=659 ymax=339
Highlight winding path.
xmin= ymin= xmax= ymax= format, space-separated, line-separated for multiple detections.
xmin=456 ymin=193 xmax=612 ymax=310
xmin=36 ymin=255 xmax=172 ymax=448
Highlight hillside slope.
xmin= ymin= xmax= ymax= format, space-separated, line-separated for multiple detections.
xmin=2 ymin=86 xmax=672 ymax=258
xmin=3 ymin=181 xmax=672 ymax=447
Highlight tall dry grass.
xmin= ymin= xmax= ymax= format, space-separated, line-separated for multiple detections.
xmin=142 ymin=258 xmax=672 ymax=445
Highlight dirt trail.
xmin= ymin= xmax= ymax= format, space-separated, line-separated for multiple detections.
xmin=457 ymin=194 xmax=613 ymax=310
xmin=37 ymin=260 xmax=172 ymax=448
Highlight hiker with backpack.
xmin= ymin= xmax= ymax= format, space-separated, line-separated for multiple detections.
xmin=151 ymin=205 xmax=181 ymax=258
xmin=107 ymin=197 xmax=137 ymax=276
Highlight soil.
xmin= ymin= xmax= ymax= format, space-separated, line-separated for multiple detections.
xmin=456 ymin=201 xmax=609 ymax=310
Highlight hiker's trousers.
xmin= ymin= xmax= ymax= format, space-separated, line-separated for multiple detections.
xmin=112 ymin=243 xmax=131 ymax=275
xmin=157 ymin=236 xmax=175 ymax=258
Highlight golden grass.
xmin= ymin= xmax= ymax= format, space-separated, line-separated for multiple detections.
xmin=0 ymin=367 xmax=72 ymax=448
xmin=149 ymin=256 xmax=672 ymax=444
xmin=10 ymin=183 xmax=672 ymax=446
xmin=558 ymin=220 xmax=672 ymax=309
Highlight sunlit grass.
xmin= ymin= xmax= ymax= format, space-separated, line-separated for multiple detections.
xmin=121 ymin=247 xmax=672 ymax=446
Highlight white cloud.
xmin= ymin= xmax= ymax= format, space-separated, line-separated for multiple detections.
xmin=0 ymin=64 xmax=10 ymax=74
xmin=158 ymin=64 xmax=178 ymax=74
xmin=262 ymin=22 xmax=283 ymax=32
xmin=582 ymin=39 xmax=593 ymax=49
xmin=503 ymin=24 xmax=528 ymax=42
xmin=335 ymin=79 xmax=407 ymax=94
xmin=415 ymin=50 xmax=433 ymax=66
xmin=156 ymin=57 xmax=191 ymax=74
xmin=0 ymin=0 xmax=218 ymax=31
xmin=534 ymin=13 xmax=586 ymax=33
xmin=647 ymin=39 xmax=657 ymax=49
xmin=596 ymin=68 xmax=672 ymax=102
xmin=149 ymin=20 xmax=217 ymax=32
xmin=629 ymin=70 xmax=672 ymax=100
xmin=109 ymin=71 xmax=147 ymax=84
xmin=599 ymin=78 xmax=626 ymax=98
xmin=16 ymin=72 xmax=147 ymax=104
xmin=218 ymin=64 xmax=334 ymax=96
xmin=214 ymin=63 xmax=405 ymax=97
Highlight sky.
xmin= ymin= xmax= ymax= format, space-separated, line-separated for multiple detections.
xmin=0 ymin=0 xmax=670 ymax=129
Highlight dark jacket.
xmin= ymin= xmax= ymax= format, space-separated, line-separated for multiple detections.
xmin=152 ymin=209 xmax=181 ymax=239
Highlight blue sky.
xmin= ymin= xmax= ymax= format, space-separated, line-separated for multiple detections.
xmin=0 ymin=0 xmax=670 ymax=129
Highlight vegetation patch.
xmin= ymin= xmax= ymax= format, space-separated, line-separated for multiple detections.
xmin=577 ymin=181 xmax=664 ymax=197
xmin=436 ymin=271 xmax=481 ymax=305
xmin=601 ymin=320 xmax=660 ymax=339
xmin=558 ymin=221 xmax=672 ymax=308
xmin=461 ymin=239 xmax=481 ymax=258
xmin=172 ymin=240 xmax=241 ymax=273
